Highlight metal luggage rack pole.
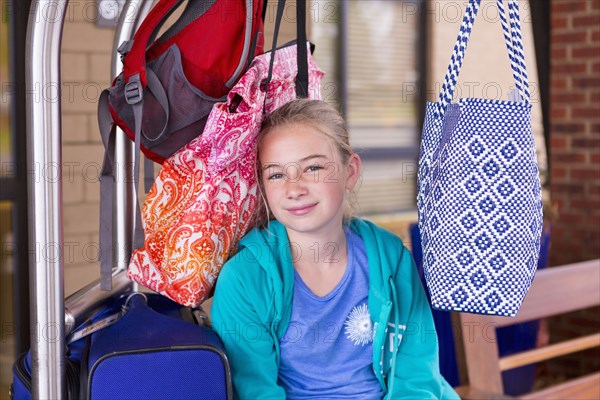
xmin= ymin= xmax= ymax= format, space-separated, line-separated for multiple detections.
xmin=64 ymin=0 xmax=155 ymax=335
xmin=26 ymin=1 xmax=152 ymax=398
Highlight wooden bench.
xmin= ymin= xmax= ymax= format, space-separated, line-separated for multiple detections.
xmin=454 ymin=259 xmax=600 ymax=399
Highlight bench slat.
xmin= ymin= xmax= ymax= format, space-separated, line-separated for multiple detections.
xmin=472 ymin=259 xmax=600 ymax=328
xmin=521 ymin=372 xmax=600 ymax=400
xmin=499 ymin=333 xmax=600 ymax=371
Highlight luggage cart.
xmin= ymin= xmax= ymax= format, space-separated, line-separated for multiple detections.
xmin=25 ymin=1 xmax=153 ymax=397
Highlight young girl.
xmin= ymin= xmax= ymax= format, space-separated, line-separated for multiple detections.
xmin=211 ymin=99 xmax=459 ymax=399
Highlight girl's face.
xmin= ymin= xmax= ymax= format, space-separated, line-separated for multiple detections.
xmin=258 ymin=123 xmax=361 ymax=239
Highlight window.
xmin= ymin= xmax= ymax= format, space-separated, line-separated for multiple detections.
xmin=311 ymin=0 xmax=424 ymax=214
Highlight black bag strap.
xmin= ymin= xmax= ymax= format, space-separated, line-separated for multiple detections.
xmin=263 ymin=0 xmax=310 ymax=102
xmin=295 ymin=0 xmax=309 ymax=98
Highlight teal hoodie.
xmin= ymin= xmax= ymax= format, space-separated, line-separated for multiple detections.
xmin=211 ymin=218 xmax=459 ymax=399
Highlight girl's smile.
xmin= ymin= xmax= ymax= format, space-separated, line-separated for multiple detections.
xmin=286 ymin=203 xmax=318 ymax=216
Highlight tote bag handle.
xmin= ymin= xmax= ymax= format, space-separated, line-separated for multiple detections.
xmin=263 ymin=0 xmax=310 ymax=98
xmin=436 ymin=0 xmax=530 ymax=118
xmin=498 ymin=0 xmax=530 ymax=102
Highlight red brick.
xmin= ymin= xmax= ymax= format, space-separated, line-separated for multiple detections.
xmin=573 ymin=138 xmax=600 ymax=148
xmin=552 ymin=16 xmax=569 ymax=30
xmin=552 ymin=47 xmax=567 ymax=59
xmin=551 ymin=136 xmax=568 ymax=149
xmin=573 ymin=15 xmax=600 ymax=28
xmin=559 ymin=212 xmax=585 ymax=224
xmin=552 ymin=92 xmax=586 ymax=103
xmin=573 ymin=107 xmax=600 ymax=119
xmin=549 ymin=238 xmax=572 ymax=252
xmin=553 ymin=198 xmax=568 ymax=211
xmin=591 ymin=93 xmax=600 ymax=103
xmin=553 ymin=184 xmax=585 ymax=195
xmin=589 ymin=215 xmax=600 ymax=226
xmin=553 ymin=123 xmax=585 ymax=134
xmin=553 ymin=1 xmax=587 ymax=13
xmin=591 ymin=123 xmax=600 ymax=133
xmin=553 ymin=31 xmax=587 ymax=44
xmin=554 ymin=153 xmax=586 ymax=163
xmin=591 ymin=185 xmax=600 ymax=195
xmin=572 ymin=200 xmax=600 ymax=209
xmin=573 ymin=77 xmax=600 ymax=88
xmin=552 ymin=76 xmax=568 ymax=90
xmin=573 ymin=232 xmax=600 ymax=249
xmin=551 ymin=106 xmax=568 ymax=120
xmin=586 ymin=250 xmax=600 ymax=263
xmin=566 ymin=312 xmax=600 ymax=329
xmin=552 ymin=167 xmax=568 ymax=180
xmin=552 ymin=63 xmax=588 ymax=74
xmin=592 ymin=29 xmax=600 ymax=42
xmin=572 ymin=168 xmax=600 ymax=180
xmin=593 ymin=62 xmax=600 ymax=73
xmin=572 ymin=46 xmax=600 ymax=59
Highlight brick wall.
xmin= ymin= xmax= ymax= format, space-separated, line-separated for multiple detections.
xmin=544 ymin=0 xmax=600 ymax=386
xmin=549 ymin=0 xmax=600 ymax=266
xmin=61 ymin=0 xmax=116 ymax=296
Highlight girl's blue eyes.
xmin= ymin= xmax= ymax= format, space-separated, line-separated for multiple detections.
xmin=267 ymin=165 xmax=324 ymax=181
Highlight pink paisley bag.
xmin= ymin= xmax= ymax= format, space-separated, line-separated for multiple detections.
xmin=127 ymin=43 xmax=324 ymax=307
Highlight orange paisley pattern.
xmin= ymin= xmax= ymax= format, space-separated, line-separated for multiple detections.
xmin=128 ymin=44 xmax=324 ymax=307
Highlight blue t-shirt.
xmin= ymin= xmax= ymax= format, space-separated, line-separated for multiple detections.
xmin=277 ymin=228 xmax=383 ymax=399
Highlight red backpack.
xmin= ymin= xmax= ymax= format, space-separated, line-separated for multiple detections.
xmin=99 ymin=0 xmax=265 ymax=163
xmin=98 ymin=0 xmax=265 ymax=289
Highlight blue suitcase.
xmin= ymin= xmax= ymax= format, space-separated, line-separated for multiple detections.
xmin=11 ymin=293 xmax=231 ymax=399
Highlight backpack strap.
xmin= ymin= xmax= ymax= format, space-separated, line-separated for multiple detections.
xmin=97 ymin=0 xmax=181 ymax=290
xmin=98 ymin=89 xmax=146 ymax=290
xmin=97 ymin=69 xmax=168 ymax=290
xmin=246 ymin=0 xmax=268 ymax=71
xmin=144 ymin=158 xmax=155 ymax=193
xmin=151 ymin=0 xmax=217 ymax=45
xmin=227 ymin=0 xmax=260 ymax=88
xmin=98 ymin=90 xmax=117 ymax=290
xmin=122 ymin=0 xmax=181 ymax=87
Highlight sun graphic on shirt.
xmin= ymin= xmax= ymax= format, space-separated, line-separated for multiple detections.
xmin=344 ymin=304 xmax=374 ymax=346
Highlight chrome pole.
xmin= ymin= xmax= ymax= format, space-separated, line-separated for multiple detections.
xmin=113 ymin=0 xmax=154 ymax=285
xmin=63 ymin=0 xmax=155 ymax=334
xmin=25 ymin=1 xmax=68 ymax=398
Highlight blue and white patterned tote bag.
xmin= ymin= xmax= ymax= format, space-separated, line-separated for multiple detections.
xmin=417 ymin=0 xmax=543 ymax=316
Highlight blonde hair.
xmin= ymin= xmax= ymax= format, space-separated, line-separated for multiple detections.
xmin=255 ymin=99 xmax=359 ymax=227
